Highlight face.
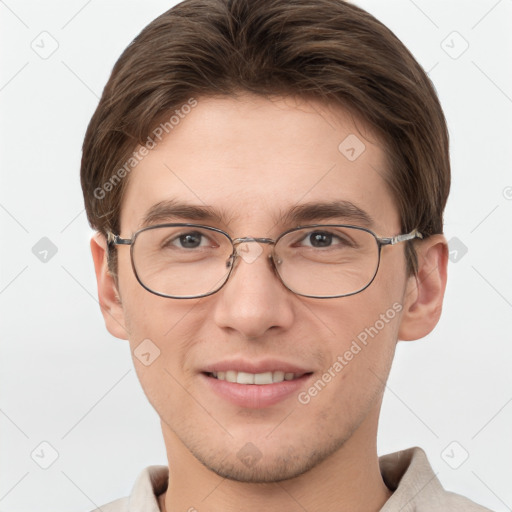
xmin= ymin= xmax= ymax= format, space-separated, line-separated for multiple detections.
xmin=107 ymin=93 xmax=414 ymax=482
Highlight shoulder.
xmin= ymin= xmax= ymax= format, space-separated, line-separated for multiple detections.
xmin=437 ymin=490 xmax=494 ymax=511
xmin=87 ymin=465 xmax=168 ymax=512
xmin=379 ymin=447 xmax=493 ymax=511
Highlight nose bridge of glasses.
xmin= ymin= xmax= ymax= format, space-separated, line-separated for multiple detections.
xmin=230 ymin=237 xmax=279 ymax=267
xmin=232 ymin=237 xmax=276 ymax=246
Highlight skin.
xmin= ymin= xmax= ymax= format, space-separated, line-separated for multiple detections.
xmin=91 ymin=93 xmax=448 ymax=512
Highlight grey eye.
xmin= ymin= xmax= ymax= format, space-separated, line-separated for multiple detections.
xmin=308 ymin=232 xmax=333 ymax=247
xmin=178 ymin=232 xmax=203 ymax=248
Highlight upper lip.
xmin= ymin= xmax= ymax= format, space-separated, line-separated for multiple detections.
xmin=202 ymin=359 xmax=313 ymax=375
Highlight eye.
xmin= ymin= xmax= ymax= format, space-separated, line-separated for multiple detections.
xmin=299 ymin=231 xmax=349 ymax=248
xmin=167 ymin=231 xmax=212 ymax=249
xmin=306 ymin=232 xmax=333 ymax=248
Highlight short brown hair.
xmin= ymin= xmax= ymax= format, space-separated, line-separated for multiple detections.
xmin=80 ymin=0 xmax=450 ymax=276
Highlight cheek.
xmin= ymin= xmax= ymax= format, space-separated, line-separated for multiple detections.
xmin=123 ymin=299 xmax=204 ymax=418
xmin=122 ymin=294 xmax=201 ymax=362
xmin=120 ymin=280 xmax=206 ymax=366
xmin=302 ymin=274 xmax=404 ymax=401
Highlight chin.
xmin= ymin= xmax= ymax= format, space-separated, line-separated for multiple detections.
xmin=189 ymin=433 xmax=347 ymax=483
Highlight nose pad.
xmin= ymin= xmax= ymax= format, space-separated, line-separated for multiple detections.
xmin=236 ymin=241 xmax=264 ymax=265
xmin=273 ymin=254 xmax=283 ymax=266
xmin=226 ymin=243 xmax=281 ymax=277
xmin=215 ymin=242 xmax=297 ymax=311
xmin=225 ymin=252 xmax=236 ymax=269
xmin=268 ymin=253 xmax=282 ymax=274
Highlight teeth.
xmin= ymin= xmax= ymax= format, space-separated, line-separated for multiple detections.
xmin=211 ymin=370 xmax=302 ymax=384
xmin=254 ymin=372 xmax=273 ymax=384
xmin=237 ymin=371 xmax=255 ymax=384
xmin=273 ymin=371 xmax=285 ymax=383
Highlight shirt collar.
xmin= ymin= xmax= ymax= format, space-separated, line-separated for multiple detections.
xmin=127 ymin=447 xmax=438 ymax=511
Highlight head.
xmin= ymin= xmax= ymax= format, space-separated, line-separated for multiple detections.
xmin=82 ymin=0 xmax=449 ymax=483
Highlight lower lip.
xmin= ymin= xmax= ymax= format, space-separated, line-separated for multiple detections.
xmin=201 ymin=373 xmax=313 ymax=409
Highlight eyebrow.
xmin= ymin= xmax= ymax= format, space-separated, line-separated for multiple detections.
xmin=140 ymin=199 xmax=375 ymax=230
xmin=279 ymin=200 xmax=375 ymax=228
xmin=141 ymin=199 xmax=227 ymax=228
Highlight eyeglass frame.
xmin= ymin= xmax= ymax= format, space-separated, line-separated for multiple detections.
xmin=107 ymin=223 xmax=423 ymax=299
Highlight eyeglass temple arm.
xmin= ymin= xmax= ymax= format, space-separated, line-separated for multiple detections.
xmin=106 ymin=229 xmax=423 ymax=247
xmin=106 ymin=232 xmax=132 ymax=246
xmin=379 ymin=228 xmax=423 ymax=246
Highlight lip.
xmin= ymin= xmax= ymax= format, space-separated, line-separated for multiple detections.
xmin=201 ymin=358 xmax=312 ymax=375
xmin=200 ymin=358 xmax=314 ymax=409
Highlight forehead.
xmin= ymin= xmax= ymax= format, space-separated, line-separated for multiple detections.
xmin=120 ymin=94 xmax=400 ymax=235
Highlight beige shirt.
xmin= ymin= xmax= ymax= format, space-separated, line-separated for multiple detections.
xmin=92 ymin=447 xmax=492 ymax=511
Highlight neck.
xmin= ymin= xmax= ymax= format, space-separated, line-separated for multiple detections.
xmin=158 ymin=407 xmax=392 ymax=512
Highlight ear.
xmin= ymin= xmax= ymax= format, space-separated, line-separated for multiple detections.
xmin=90 ymin=232 xmax=129 ymax=340
xmin=398 ymin=234 xmax=448 ymax=341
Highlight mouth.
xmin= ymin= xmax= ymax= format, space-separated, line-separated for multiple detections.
xmin=205 ymin=370 xmax=310 ymax=384
xmin=200 ymin=363 xmax=314 ymax=408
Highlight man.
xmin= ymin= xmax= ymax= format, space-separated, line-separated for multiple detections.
xmin=81 ymin=0 xmax=492 ymax=510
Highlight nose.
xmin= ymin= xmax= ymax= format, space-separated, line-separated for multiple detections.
xmin=212 ymin=241 xmax=295 ymax=339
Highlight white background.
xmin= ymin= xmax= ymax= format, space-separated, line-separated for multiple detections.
xmin=0 ymin=1 xmax=511 ymax=511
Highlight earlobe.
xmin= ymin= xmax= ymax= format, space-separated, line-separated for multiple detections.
xmin=397 ymin=234 xmax=448 ymax=342
xmin=90 ymin=232 xmax=129 ymax=340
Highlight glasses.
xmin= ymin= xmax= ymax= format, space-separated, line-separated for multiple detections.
xmin=107 ymin=223 xmax=423 ymax=299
